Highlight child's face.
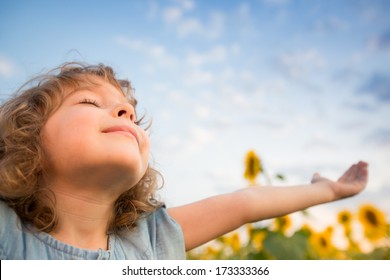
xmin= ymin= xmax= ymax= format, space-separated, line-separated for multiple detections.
xmin=41 ymin=77 xmax=150 ymax=195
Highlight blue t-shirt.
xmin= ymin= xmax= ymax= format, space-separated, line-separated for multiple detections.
xmin=0 ymin=200 xmax=185 ymax=260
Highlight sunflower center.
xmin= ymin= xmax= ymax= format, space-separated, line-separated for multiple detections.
xmin=341 ymin=214 xmax=349 ymax=223
xmin=366 ymin=210 xmax=378 ymax=226
xmin=320 ymin=236 xmax=328 ymax=248
xmin=248 ymin=157 xmax=259 ymax=175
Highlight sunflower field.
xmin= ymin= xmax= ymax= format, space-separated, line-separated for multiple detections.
xmin=187 ymin=150 xmax=390 ymax=260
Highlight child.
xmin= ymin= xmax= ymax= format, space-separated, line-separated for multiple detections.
xmin=0 ymin=62 xmax=368 ymax=260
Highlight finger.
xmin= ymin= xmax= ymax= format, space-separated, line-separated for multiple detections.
xmin=339 ymin=164 xmax=356 ymax=182
xmin=357 ymin=161 xmax=368 ymax=169
xmin=357 ymin=161 xmax=369 ymax=182
xmin=311 ymin=172 xmax=321 ymax=183
xmin=351 ymin=161 xmax=368 ymax=181
xmin=358 ymin=160 xmax=367 ymax=165
xmin=339 ymin=161 xmax=368 ymax=184
xmin=348 ymin=163 xmax=360 ymax=180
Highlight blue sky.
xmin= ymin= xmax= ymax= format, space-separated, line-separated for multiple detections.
xmin=1 ymin=0 xmax=389 ymax=231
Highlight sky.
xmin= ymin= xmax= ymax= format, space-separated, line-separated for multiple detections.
xmin=1 ymin=0 xmax=389 ymax=232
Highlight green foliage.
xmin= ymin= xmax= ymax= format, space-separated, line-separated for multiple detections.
xmin=262 ymin=231 xmax=309 ymax=260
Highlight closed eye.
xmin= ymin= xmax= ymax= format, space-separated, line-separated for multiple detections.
xmin=79 ymin=98 xmax=101 ymax=107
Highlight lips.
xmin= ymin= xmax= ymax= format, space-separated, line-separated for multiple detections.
xmin=102 ymin=125 xmax=139 ymax=143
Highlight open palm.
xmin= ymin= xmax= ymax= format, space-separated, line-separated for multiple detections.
xmin=311 ymin=161 xmax=368 ymax=200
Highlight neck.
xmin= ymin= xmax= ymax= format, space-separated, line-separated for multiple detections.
xmin=49 ymin=187 xmax=116 ymax=250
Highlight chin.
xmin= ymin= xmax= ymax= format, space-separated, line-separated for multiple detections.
xmin=118 ymin=159 xmax=148 ymax=181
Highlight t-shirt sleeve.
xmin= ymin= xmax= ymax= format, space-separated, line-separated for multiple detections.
xmin=145 ymin=206 xmax=186 ymax=259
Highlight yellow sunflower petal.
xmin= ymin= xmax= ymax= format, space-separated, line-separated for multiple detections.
xmin=244 ymin=150 xmax=262 ymax=185
xmin=358 ymin=204 xmax=387 ymax=241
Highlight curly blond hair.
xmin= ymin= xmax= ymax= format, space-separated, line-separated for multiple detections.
xmin=0 ymin=62 xmax=162 ymax=233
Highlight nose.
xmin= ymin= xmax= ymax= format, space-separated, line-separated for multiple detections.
xmin=113 ymin=102 xmax=136 ymax=122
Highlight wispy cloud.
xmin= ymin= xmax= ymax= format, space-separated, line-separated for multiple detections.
xmin=0 ymin=55 xmax=16 ymax=78
xmin=185 ymin=44 xmax=239 ymax=67
xmin=276 ymin=49 xmax=326 ymax=80
xmin=114 ymin=36 xmax=177 ymax=68
xmin=152 ymin=124 xmax=215 ymax=162
xmin=183 ymin=68 xmax=214 ymax=86
xmin=175 ymin=12 xmax=225 ymax=39
xmin=163 ymin=7 xmax=183 ymax=23
xmin=312 ymin=17 xmax=348 ymax=33
xmin=160 ymin=1 xmax=224 ymax=40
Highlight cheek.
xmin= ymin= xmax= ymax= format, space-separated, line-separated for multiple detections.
xmin=41 ymin=112 xmax=97 ymax=160
xmin=139 ymin=130 xmax=151 ymax=157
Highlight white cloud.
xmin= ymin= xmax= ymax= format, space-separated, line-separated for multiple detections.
xmin=255 ymin=77 xmax=287 ymax=95
xmin=194 ymin=105 xmax=210 ymax=119
xmin=153 ymin=124 xmax=215 ymax=164
xmin=163 ymin=7 xmax=183 ymax=23
xmin=161 ymin=3 xmax=225 ymax=40
xmin=183 ymin=69 xmax=214 ymax=86
xmin=0 ymin=56 xmax=16 ymax=78
xmin=157 ymin=0 xmax=195 ymax=24
xmin=114 ymin=36 xmax=177 ymax=67
xmin=170 ymin=126 xmax=215 ymax=159
xmin=186 ymin=45 xmax=228 ymax=67
xmin=238 ymin=2 xmax=250 ymax=18
xmin=206 ymin=12 xmax=225 ymax=40
xmin=177 ymin=17 xmax=203 ymax=37
xmin=190 ymin=126 xmax=213 ymax=144
xmin=278 ymin=49 xmax=326 ymax=79
xmin=176 ymin=0 xmax=195 ymax=11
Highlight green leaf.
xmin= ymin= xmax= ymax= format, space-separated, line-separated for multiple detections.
xmin=350 ymin=247 xmax=390 ymax=260
xmin=263 ymin=231 xmax=309 ymax=260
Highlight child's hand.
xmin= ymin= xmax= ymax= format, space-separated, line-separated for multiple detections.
xmin=311 ymin=161 xmax=368 ymax=200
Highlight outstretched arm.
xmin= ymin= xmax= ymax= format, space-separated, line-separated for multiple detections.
xmin=168 ymin=161 xmax=368 ymax=251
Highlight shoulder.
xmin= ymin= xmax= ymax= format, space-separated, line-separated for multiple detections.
xmin=0 ymin=200 xmax=20 ymax=232
xmin=0 ymin=200 xmax=24 ymax=258
xmin=143 ymin=205 xmax=184 ymax=238
xmin=113 ymin=206 xmax=186 ymax=260
xmin=145 ymin=206 xmax=185 ymax=258
xmin=145 ymin=205 xmax=180 ymax=229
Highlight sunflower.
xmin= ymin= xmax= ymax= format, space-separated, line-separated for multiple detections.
xmin=202 ymin=246 xmax=220 ymax=260
xmin=309 ymin=227 xmax=335 ymax=258
xmin=338 ymin=209 xmax=353 ymax=234
xmin=358 ymin=204 xmax=387 ymax=242
xmin=274 ymin=215 xmax=292 ymax=235
xmin=223 ymin=232 xmax=241 ymax=253
xmin=244 ymin=150 xmax=262 ymax=185
xmin=338 ymin=209 xmax=352 ymax=226
xmin=251 ymin=231 xmax=267 ymax=251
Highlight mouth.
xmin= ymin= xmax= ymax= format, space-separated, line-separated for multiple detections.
xmin=102 ymin=125 xmax=139 ymax=143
